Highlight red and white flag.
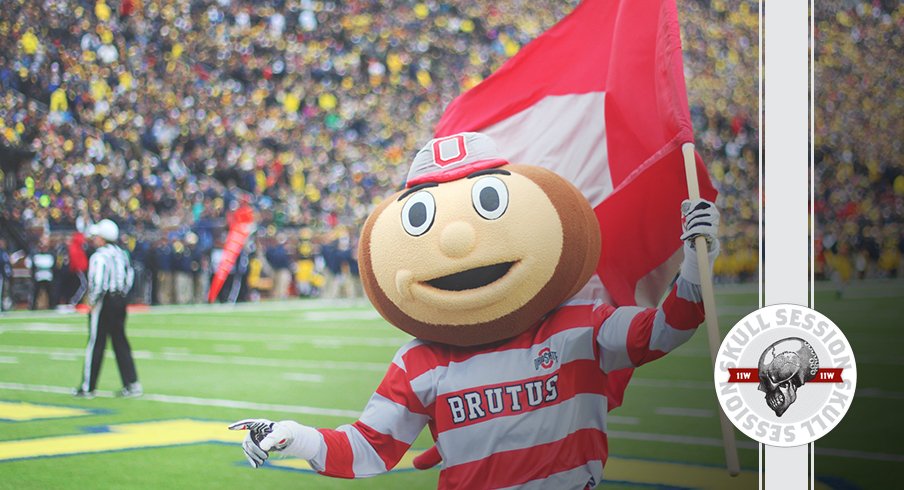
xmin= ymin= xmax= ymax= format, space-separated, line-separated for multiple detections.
xmin=435 ymin=0 xmax=717 ymax=309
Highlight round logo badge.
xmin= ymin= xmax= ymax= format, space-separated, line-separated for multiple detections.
xmin=714 ymin=304 xmax=857 ymax=447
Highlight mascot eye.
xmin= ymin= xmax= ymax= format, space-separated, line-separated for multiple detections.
xmin=401 ymin=191 xmax=436 ymax=236
xmin=471 ymin=176 xmax=508 ymax=220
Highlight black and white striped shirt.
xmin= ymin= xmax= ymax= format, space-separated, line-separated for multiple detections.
xmin=88 ymin=244 xmax=134 ymax=304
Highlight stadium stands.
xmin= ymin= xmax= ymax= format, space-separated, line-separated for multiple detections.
xmin=0 ymin=0 xmax=896 ymax=307
xmin=814 ymin=0 xmax=904 ymax=283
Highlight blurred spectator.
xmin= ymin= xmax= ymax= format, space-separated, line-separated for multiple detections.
xmin=0 ymin=238 xmax=12 ymax=311
xmin=51 ymin=233 xmax=69 ymax=307
xmin=247 ymin=244 xmax=268 ymax=301
xmin=173 ymin=240 xmax=194 ymax=304
xmin=295 ymin=228 xmax=324 ymax=297
xmin=814 ymin=0 xmax=903 ymax=281
xmin=186 ymin=232 xmax=209 ymax=304
xmin=30 ymin=236 xmax=55 ymax=309
xmin=322 ymin=228 xmax=357 ymax=299
xmin=266 ymin=234 xmax=293 ymax=299
xmin=0 ymin=0 xmax=766 ymax=295
xmin=129 ymin=234 xmax=153 ymax=304
xmin=68 ymin=231 xmax=88 ymax=305
xmin=154 ymin=240 xmax=174 ymax=305
xmin=30 ymin=0 xmax=904 ymax=297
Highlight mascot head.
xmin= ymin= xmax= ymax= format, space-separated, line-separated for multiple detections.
xmin=358 ymin=133 xmax=600 ymax=346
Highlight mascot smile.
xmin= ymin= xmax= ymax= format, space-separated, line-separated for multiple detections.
xmin=361 ymin=133 xmax=600 ymax=346
xmin=231 ymin=132 xmax=720 ymax=489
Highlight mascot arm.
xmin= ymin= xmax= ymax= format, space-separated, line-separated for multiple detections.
xmin=597 ymin=238 xmax=720 ymax=373
xmin=310 ymin=348 xmax=431 ymax=478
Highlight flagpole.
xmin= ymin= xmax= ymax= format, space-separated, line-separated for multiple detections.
xmin=681 ymin=142 xmax=741 ymax=477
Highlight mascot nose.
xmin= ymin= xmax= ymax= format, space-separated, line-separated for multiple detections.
xmin=439 ymin=221 xmax=476 ymax=258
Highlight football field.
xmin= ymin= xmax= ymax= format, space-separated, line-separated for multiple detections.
xmin=0 ymin=284 xmax=899 ymax=489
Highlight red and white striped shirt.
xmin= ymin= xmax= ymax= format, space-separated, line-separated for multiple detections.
xmin=307 ymin=276 xmax=705 ymax=489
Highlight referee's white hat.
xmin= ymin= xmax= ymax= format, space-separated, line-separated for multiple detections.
xmin=87 ymin=219 xmax=119 ymax=242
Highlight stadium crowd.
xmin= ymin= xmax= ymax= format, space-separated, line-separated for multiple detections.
xmin=2 ymin=0 xmax=893 ymax=309
xmin=814 ymin=0 xmax=904 ymax=285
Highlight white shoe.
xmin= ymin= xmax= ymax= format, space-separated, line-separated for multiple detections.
xmin=118 ymin=382 xmax=143 ymax=398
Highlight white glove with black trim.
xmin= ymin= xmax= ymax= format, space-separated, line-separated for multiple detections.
xmin=680 ymin=199 xmax=720 ymax=248
xmin=679 ymin=199 xmax=721 ymax=285
xmin=228 ymin=418 xmax=323 ymax=468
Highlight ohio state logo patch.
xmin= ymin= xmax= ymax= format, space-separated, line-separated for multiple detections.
xmin=714 ymin=304 xmax=857 ymax=447
xmin=432 ymin=135 xmax=468 ymax=167
xmin=533 ymin=347 xmax=559 ymax=370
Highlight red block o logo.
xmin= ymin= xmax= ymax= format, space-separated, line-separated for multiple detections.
xmin=432 ymin=135 xmax=468 ymax=167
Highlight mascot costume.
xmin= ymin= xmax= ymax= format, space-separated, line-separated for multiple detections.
xmin=230 ymin=132 xmax=720 ymax=489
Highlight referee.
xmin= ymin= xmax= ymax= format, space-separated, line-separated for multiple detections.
xmin=74 ymin=219 xmax=142 ymax=398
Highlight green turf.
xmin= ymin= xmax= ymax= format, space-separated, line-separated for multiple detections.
xmin=0 ymin=284 xmax=899 ymax=489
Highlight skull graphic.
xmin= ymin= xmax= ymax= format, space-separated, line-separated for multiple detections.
xmin=757 ymin=338 xmax=819 ymax=417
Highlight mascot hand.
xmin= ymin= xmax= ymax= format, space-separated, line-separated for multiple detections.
xmin=680 ymin=199 xmax=720 ymax=249
xmin=229 ymin=419 xmax=322 ymax=468
xmin=679 ymin=199 xmax=720 ymax=285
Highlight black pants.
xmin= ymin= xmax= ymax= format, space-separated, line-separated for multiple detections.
xmin=80 ymin=293 xmax=139 ymax=392
xmin=69 ymin=271 xmax=88 ymax=305
xmin=32 ymin=280 xmax=54 ymax=310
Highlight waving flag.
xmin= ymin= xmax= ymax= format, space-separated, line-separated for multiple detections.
xmin=435 ymin=0 xmax=717 ymax=310
xmin=208 ymin=205 xmax=255 ymax=303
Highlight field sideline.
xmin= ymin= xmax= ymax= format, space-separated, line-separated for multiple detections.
xmin=0 ymin=284 xmax=899 ymax=489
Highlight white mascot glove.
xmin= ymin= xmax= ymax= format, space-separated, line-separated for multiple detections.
xmin=679 ymin=199 xmax=721 ymax=285
xmin=228 ymin=419 xmax=323 ymax=468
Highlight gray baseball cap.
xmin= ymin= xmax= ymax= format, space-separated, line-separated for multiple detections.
xmin=405 ymin=132 xmax=509 ymax=188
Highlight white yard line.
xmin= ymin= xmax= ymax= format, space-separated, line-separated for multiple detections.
xmin=654 ymin=407 xmax=715 ymax=418
xmin=0 ymin=299 xmax=375 ymax=322
xmin=297 ymin=310 xmax=383 ymax=321
xmin=0 ymin=382 xmax=360 ymax=418
xmin=0 ymin=356 xmax=18 ymax=364
xmin=0 ymin=323 xmax=78 ymax=333
xmin=160 ymin=347 xmax=192 ymax=354
xmin=136 ymin=298 xmax=375 ymax=314
xmin=136 ymin=310 xmax=384 ymax=326
xmin=265 ymin=343 xmax=293 ymax=351
xmin=282 ymin=373 xmax=326 ymax=383
xmin=6 ymin=345 xmax=903 ymax=400
xmin=0 ymin=345 xmax=389 ymax=372
xmin=0 ymin=280 xmax=897 ymax=324
xmin=607 ymin=429 xmax=757 ymax=450
xmin=630 ymin=378 xmax=712 ymax=390
xmin=0 ymin=323 xmax=411 ymax=348
xmin=715 ymin=305 xmax=759 ymax=316
xmin=213 ymin=344 xmax=244 ymax=354
xmin=1 ymin=381 xmax=899 ymax=464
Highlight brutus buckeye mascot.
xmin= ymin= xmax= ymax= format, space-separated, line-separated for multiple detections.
xmin=230 ymin=133 xmax=720 ymax=489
